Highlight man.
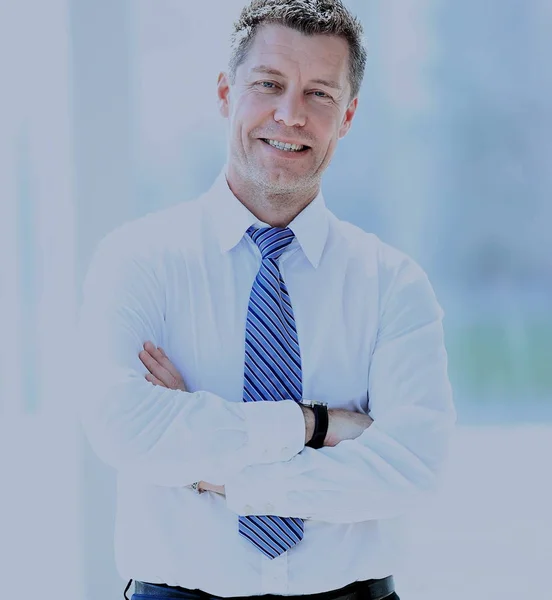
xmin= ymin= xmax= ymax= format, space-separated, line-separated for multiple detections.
xmin=77 ymin=1 xmax=456 ymax=599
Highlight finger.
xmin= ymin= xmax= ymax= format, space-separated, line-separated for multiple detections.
xmin=143 ymin=342 xmax=177 ymax=377
xmin=142 ymin=346 xmax=185 ymax=391
xmin=145 ymin=373 xmax=167 ymax=387
xmin=143 ymin=341 xmax=185 ymax=389
xmin=139 ymin=348 xmax=175 ymax=387
xmin=150 ymin=344 xmax=183 ymax=383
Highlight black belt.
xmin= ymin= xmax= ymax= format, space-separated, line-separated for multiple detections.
xmin=131 ymin=576 xmax=395 ymax=600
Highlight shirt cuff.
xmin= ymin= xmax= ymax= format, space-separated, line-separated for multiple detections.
xmin=243 ymin=399 xmax=305 ymax=465
xmin=225 ymin=462 xmax=292 ymax=517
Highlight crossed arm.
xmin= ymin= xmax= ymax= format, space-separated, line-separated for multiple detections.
xmin=77 ymin=232 xmax=456 ymax=523
xmin=138 ymin=341 xmax=375 ymax=496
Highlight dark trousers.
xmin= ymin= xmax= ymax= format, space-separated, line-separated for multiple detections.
xmin=127 ymin=580 xmax=400 ymax=600
xmin=131 ymin=594 xmax=400 ymax=600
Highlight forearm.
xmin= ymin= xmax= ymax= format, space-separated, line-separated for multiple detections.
xmin=225 ymin=404 xmax=454 ymax=522
xmin=79 ymin=373 xmax=305 ymax=487
xmin=226 ymin=278 xmax=457 ymax=522
xmin=77 ymin=233 xmax=306 ymax=487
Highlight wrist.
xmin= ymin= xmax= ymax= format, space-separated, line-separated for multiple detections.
xmin=300 ymin=404 xmax=315 ymax=444
xmin=299 ymin=400 xmax=328 ymax=449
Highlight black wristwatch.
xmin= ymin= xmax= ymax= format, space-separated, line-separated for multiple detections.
xmin=299 ymin=400 xmax=329 ymax=449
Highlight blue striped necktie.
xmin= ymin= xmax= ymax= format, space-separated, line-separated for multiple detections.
xmin=239 ymin=225 xmax=304 ymax=559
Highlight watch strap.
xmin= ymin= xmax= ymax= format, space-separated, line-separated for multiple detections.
xmin=306 ymin=403 xmax=328 ymax=449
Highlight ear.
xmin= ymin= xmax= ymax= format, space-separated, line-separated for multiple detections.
xmin=338 ymin=97 xmax=358 ymax=139
xmin=217 ymin=72 xmax=231 ymax=118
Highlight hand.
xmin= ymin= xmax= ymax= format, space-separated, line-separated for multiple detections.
xmin=139 ymin=341 xmax=187 ymax=391
xmin=197 ymin=481 xmax=225 ymax=496
xmin=324 ymin=408 xmax=373 ymax=447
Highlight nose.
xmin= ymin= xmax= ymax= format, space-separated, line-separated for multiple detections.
xmin=273 ymin=90 xmax=307 ymax=128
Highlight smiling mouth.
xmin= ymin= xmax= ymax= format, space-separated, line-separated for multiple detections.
xmin=261 ymin=138 xmax=310 ymax=152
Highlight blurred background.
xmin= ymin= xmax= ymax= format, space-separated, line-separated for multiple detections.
xmin=1 ymin=0 xmax=551 ymax=598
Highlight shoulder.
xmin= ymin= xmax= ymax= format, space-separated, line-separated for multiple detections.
xmin=331 ymin=216 xmax=427 ymax=283
xmin=330 ymin=215 xmax=439 ymax=316
xmin=92 ymin=195 xmax=206 ymax=268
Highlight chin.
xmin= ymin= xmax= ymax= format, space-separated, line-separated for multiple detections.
xmin=262 ymin=164 xmax=304 ymax=180
xmin=264 ymin=174 xmax=311 ymax=194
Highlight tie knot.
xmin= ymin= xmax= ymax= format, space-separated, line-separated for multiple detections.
xmin=247 ymin=226 xmax=295 ymax=260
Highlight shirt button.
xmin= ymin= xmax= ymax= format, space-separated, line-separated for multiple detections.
xmin=244 ymin=504 xmax=253 ymax=513
xmin=266 ymin=502 xmax=275 ymax=513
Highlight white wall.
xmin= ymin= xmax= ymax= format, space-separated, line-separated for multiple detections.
xmin=0 ymin=1 xmax=82 ymax=598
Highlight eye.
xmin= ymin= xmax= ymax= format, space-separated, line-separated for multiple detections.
xmin=311 ymin=90 xmax=331 ymax=99
xmin=257 ymin=81 xmax=278 ymax=90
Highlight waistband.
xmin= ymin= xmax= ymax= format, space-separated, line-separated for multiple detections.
xmin=130 ymin=576 xmax=395 ymax=600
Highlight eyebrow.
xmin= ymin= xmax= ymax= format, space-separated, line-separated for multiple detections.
xmin=250 ymin=65 xmax=344 ymax=91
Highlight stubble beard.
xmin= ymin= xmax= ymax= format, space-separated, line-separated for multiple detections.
xmin=245 ymin=150 xmax=321 ymax=200
xmin=227 ymin=138 xmax=323 ymax=215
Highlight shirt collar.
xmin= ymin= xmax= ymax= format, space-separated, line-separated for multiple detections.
xmin=204 ymin=169 xmax=329 ymax=268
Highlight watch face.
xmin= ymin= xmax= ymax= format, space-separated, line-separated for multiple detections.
xmin=300 ymin=400 xmax=328 ymax=408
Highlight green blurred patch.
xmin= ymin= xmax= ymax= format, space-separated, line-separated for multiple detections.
xmin=446 ymin=322 xmax=552 ymax=397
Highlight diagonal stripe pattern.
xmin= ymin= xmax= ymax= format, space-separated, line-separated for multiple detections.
xmin=239 ymin=225 xmax=304 ymax=559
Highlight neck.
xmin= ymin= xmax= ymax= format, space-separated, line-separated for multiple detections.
xmin=225 ymin=169 xmax=319 ymax=228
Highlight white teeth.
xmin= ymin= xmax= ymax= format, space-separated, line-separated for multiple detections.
xmin=265 ymin=139 xmax=305 ymax=152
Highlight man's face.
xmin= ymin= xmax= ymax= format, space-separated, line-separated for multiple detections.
xmin=218 ymin=24 xmax=358 ymax=195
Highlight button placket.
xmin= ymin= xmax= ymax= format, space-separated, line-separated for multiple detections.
xmin=261 ymin=550 xmax=288 ymax=595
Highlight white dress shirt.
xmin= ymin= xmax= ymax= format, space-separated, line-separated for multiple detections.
xmin=77 ymin=170 xmax=456 ymax=597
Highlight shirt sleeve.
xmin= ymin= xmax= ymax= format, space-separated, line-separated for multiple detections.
xmin=76 ymin=228 xmax=305 ymax=488
xmin=224 ymin=256 xmax=456 ymax=522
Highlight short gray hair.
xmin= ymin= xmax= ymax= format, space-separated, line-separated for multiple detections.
xmin=229 ymin=0 xmax=367 ymax=100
